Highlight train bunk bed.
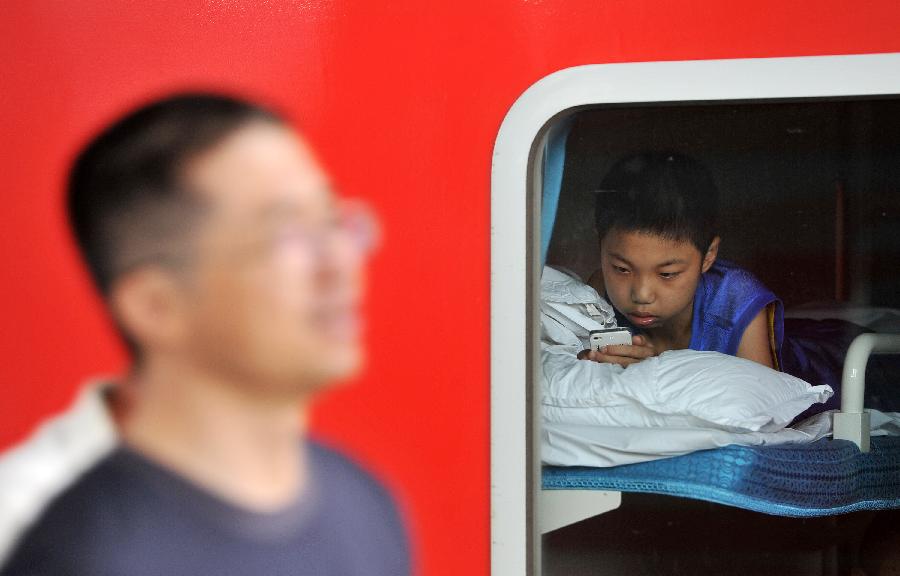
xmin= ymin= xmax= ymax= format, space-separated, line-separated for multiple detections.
xmin=539 ymin=333 xmax=900 ymax=575
xmin=542 ymin=332 xmax=900 ymax=529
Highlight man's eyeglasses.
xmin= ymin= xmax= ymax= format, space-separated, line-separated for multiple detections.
xmin=264 ymin=198 xmax=381 ymax=260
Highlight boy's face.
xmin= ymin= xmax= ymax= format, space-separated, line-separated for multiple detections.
xmin=600 ymin=229 xmax=718 ymax=334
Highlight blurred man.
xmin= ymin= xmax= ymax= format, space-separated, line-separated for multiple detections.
xmin=1 ymin=94 xmax=409 ymax=575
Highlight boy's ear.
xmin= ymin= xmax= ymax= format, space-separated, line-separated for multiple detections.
xmin=701 ymin=236 xmax=720 ymax=273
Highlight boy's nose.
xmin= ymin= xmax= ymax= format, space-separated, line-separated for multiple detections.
xmin=630 ymin=278 xmax=655 ymax=305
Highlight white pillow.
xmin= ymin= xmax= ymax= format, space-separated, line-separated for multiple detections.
xmin=541 ymin=347 xmax=833 ymax=433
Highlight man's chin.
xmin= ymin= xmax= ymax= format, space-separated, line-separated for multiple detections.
xmin=310 ymin=346 xmax=365 ymax=383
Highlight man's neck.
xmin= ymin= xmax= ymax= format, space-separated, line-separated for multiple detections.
xmin=120 ymin=359 xmax=310 ymax=512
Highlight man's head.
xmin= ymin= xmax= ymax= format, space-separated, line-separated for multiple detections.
xmin=593 ymin=152 xmax=720 ymax=332
xmin=70 ymin=94 xmax=373 ymax=393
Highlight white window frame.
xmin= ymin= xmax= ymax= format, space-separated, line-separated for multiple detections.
xmin=490 ymin=52 xmax=900 ymax=575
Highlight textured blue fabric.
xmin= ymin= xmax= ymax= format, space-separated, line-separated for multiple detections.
xmin=541 ymin=118 xmax=572 ymax=266
xmin=690 ymin=260 xmax=784 ymax=365
xmin=543 ymin=436 xmax=900 ymax=517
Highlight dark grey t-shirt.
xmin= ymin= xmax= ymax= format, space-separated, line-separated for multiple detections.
xmin=1 ymin=440 xmax=410 ymax=576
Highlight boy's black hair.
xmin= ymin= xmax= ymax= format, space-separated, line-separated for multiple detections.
xmin=68 ymin=93 xmax=282 ymax=296
xmin=594 ymin=152 xmax=719 ymax=253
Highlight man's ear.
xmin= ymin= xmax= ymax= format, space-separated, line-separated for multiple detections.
xmin=701 ymin=236 xmax=720 ymax=273
xmin=109 ymin=268 xmax=187 ymax=354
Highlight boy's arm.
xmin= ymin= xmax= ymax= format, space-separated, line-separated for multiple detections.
xmin=736 ymin=309 xmax=776 ymax=368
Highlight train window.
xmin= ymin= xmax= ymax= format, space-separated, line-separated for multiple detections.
xmin=543 ymin=97 xmax=900 ymax=576
xmin=491 ymin=53 xmax=900 ymax=575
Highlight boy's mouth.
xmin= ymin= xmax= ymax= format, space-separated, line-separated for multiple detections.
xmin=627 ymin=312 xmax=659 ymax=327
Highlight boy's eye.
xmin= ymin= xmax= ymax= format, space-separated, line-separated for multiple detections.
xmin=612 ymin=265 xmax=630 ymax=274
xmin=659 ymin=271 xmax=681 ymax=279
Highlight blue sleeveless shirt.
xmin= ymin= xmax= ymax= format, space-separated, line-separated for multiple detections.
xmin=689 ymin=260 xmax=784 ymax=365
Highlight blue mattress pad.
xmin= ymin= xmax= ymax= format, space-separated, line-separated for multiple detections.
xmin=543 ymin=436 xmax=900 ymax=517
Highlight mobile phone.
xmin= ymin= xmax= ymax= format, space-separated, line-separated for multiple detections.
xmin=589 ymin=328 xmax=633 ymax=351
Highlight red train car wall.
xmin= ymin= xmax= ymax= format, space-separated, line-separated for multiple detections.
xmin=2 ymin=2 xmax=899 ymax=574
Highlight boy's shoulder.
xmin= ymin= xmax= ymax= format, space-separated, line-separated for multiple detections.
xmin=693 ymin=259 xmax=782 ymax=355
xmin=707 ymin=258 xmax=755 ymax=277
xmin=702 ymin=260 xmax=771 ymax=298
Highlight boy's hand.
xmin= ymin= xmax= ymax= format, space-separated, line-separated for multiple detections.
xmin=577 ymin=335 xmax=657 ymax=367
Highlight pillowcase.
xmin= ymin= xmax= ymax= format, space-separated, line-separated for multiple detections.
xmin=541 ymin=347 xmax=833 ymax=433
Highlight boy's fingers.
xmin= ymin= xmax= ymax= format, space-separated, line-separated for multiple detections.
xmin=579 ymin=337 xmax=656 ymax=365
xmin=603 ymin=344 xmax=655 ymax=359
xmin=577 ymin=349 xmax=629 ymax=366
xmin=579 ymin=350 xmax=644 ymax=367
xmin=630 ymin=335 xmax=657 ymax=353
xmin=597 ymin=354 xmax=641 ymax=367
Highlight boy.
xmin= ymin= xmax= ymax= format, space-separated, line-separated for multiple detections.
xmin=581 ymin=152 xmax=782 ymax=369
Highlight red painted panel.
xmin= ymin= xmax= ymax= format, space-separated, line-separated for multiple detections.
xmin=2 ymin=2 xmax=899 ymax=574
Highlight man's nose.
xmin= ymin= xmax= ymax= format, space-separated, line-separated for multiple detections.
xmin=630 ymin=276 xmax=655 ymax=305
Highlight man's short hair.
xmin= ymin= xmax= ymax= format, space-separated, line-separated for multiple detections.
xmin=593 ymin=152 xmax=719 ymax=253
xmin=68 ymin=93 xmax=282 ymax=296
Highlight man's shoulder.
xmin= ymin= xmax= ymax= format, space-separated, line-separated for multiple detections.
xmin=305 ymin=439 xmax=410 ymax=574
xmin=0 ymin=383 xmax=117 ymax=503
xmin=0 ymin=382 xmax=118 ymax=569
xmin=307 ymin=438 xmax=402 ymax=516
xmin=0 ymin=449 xmax=138 ymax=575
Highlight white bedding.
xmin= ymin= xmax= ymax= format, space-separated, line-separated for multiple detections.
xmin=542 ymin=410 xmax=900 ymax=467
xmin=543 ymin=412 xmax=831 ymax=467
xmin=543 ymin=345 xmax=833 ymax=433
